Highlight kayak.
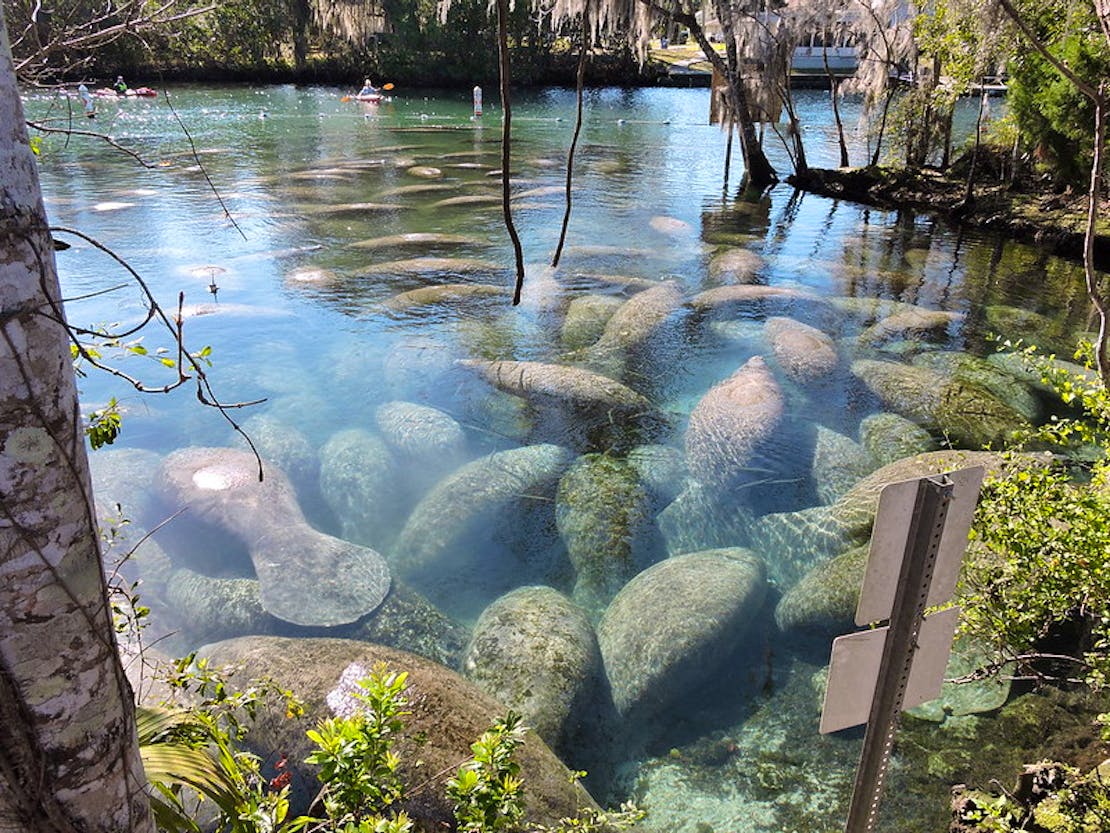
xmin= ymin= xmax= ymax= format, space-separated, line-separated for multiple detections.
xmin=352 ymin=93 xmax=390 ymax=103
xmin=95 ymin=87 xmax=157 ymax=98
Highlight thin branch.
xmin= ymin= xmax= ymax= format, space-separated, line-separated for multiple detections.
xmin=160 ymin=90 xmax=248 ymax=241
xmin=551 ymin=8 xmax=590 ymax=268
xmin=495 ymin=0 xmax=526 ymax=305
xmin=26 ymin=122 xmax=158 ymax=167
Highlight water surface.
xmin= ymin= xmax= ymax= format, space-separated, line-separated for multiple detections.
xmin=25 ymin=84 xmax=1094 ymax=833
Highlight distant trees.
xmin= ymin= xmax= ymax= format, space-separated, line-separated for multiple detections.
xmin=5 ymin=0 xmax=213 ymax=81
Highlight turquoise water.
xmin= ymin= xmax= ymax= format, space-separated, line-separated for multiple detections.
xmin=25 ymin=84 xmax=1094 ymax=831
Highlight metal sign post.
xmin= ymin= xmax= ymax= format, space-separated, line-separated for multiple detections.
xmin=819 ymin=466 xmax=985 ymax=833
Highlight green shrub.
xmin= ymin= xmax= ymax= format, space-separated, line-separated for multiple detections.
xmin=959 ymin=341 xmax=1110 ymax=701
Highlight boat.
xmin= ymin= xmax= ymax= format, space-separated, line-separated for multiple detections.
xmin=95 ymin=86 xmax=157 ymax=98
xmin=352 ymin=93 xmax=390 ymax=103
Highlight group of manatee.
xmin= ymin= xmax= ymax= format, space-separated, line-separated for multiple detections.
xmin=91 ymin=226 xmax=1076 ymax=786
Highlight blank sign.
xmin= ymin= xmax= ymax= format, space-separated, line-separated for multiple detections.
xmin=820 ymin=606 xmax=960 ymax=734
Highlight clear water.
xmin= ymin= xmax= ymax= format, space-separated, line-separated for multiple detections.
xmin=24 ymin=84 xmax=1094 ymax=832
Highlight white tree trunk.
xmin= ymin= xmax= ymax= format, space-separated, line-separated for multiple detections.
xmin=0 ymin=9 xmax=154 ymax=833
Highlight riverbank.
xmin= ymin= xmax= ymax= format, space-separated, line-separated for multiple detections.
xmin=788 ymin=164 xmax=1110 ymax=272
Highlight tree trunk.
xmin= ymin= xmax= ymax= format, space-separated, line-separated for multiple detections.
xmin=0 ymin=11 xmax=154 ymax=833
xmin=676 ymin=6 xmax=777 ymax=191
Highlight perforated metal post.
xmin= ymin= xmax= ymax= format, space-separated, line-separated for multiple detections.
xmin=843 ymin=474 xmax=953 ymax=833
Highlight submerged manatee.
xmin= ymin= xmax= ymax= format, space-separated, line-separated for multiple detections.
xmin=580 ymin=281 xmax=684 ymax=381
xmin=685 ymin=356 xmax=785 ymax=489
xmin=764 ymin=316 xmax=839 ymax=383
xmin=811 ymin=425 xmax=878 ymax=505
xmin=858 ymin=308 xmax=964 ymax=346
xmin=560 ymin=294 xmax=624 ymax=350
xmin=361 ymin=257 xmax=501 ymax=275
xmin=382 ymin=283 xmax=505 ymax=313
xmin=598 ymin=548 xmax=767 ymax=720
xmin=851 ymin=359 xmax=1029 ymax=448
xmin=456 ymin=359 xmax=653 ymax=416
xmin=391 ymin=443 xmax=576 ymax=613
xmin=707 ymin=247 xmax=765 ymax=284
xmin=350 ymin=232 xmax=484 ymax=250
xmin=555 ymin=454 xmax=660 ymax=617
xmin=159 ymin=447 xmax=390 ymax=627
xmin=319 ymin=430 xmax=402 ymax=552
xmin=462 ymin=586 xmax=600 ymax=752
xmin=858 ymin=412 xmax=938 ymax=466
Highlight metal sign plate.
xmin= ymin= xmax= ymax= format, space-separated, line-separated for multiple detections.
xmin=854 ymin=466 xmax=984 ymax=626
xmin=819 ymin=606 xmax=960 ymax=735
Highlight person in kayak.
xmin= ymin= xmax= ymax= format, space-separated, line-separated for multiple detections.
xmin=357 ymin=78 xmax=379 ymax=97
xmin=113 ymin=75 xmax=128 ymax=94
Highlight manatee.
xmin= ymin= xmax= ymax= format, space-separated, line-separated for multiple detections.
xmin=382 ymin=283 xmax=506 ymax=312
xmin=375 ymin=401 xmax=467 ymax=471
xmin=238 ymin=414 xmax=320 ymax=501
xmin=626 ymin=443 xmax=689 ymax=510
xmin=851 ymin=359 xmax=1029 ymax=448
xmin=350 ymin=232 xmax=483 ymax=250
xmin=598 ymin=548 xmax=767 ymax=719
xmin=375 ymin=183 xmax=456 ymax=198
xmin=361 ymin=257 xmax=500 ymax=275
xmin=391 ymin=444 xmax=576 ymax=613
xmin=859 ymin=412 xmax=939 ymax=467
xmin=560 ymin=273 xmax=661 ymax=293
xmin=165 ymin=568 xmax=281 ymax=645
xmin=649 ymin=215 xmax=692 ymax=236
xmin=764 ymin=316 xmax=839 ymax=382
xmin=812 ymin=426 xmax=878 ymax=505
xmin=580 ymin=282 xmax=684 ymax=380
xmin=826 ymin=296 xmax=935 ymax=325
xmin=751 ymin=449 xmax=1012 ymax=589
xmin=285 ymin=266 xmax=338 ymax=285
xmin=513 ymin=185 xmax=565 ymax=199
xmin=747 ymin=503 xmax=855 ymax=589
xmin=159 ymin=447 xmax=390 ymax=627
xmin=304 ymin=202 xmax=405 ymax=216
xmin=555 ymin=454 xmax=659 ymax=616
xmin=690 ymin=284 xmax=824 ymax=317
xmin=431 ymin=195 xmax=503 ymax=208
xmin=88 ymin=448 xmax=174 ymax=596
xmin=830 ymin=449 xmax=1010 ymax=535
xmin=774 ymin=545 xmax=869 ymax=635
xmin=319 ymin=430 xmax=402 ymax=552
xmin=560 ymin=244 xmax=656 ymax=260
xmin=911 ymin=350 xmax=1043 ymax=422
xmin=657 ymin=480 xmax=755 ymax=557
xmin=196 ymin=636 xmax=598 ymax=827
xmin=858 ymin=308 xmax=964 ymax=346
xmin=685 ymin=356 xmax=785 ymax=489
xmin=708 ymin=247 xmax=765 ymax=283
xmin=560 ymin=294 xmax=623 ymax=350
xmin=382 ymin=336 xmax=458 ymax=400
xmin=462 ymin=586 xmax=600 ymax=751
xmin=406 ymin=165 xmax=443 ymax=178
xmin=456 ymin=359 xmax=653 ymax=416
